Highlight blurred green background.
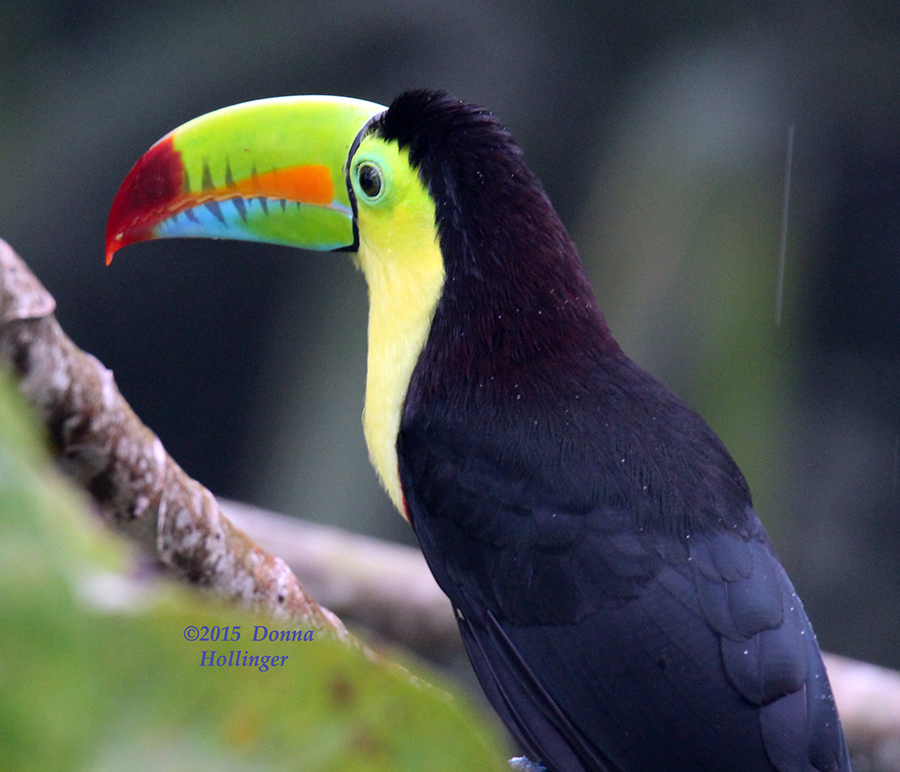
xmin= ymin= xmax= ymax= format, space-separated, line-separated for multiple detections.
xmin=1 ymin=0 xmax=899 ymax=678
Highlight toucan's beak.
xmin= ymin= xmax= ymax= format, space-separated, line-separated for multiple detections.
xmin=105 ymin=95 xmax=386 ymax=265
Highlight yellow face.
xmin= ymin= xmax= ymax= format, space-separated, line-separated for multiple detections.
xmin=348 ymin=135 xmax=446 ymax=517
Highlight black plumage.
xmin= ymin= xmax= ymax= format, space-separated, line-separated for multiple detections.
xmin=377 ymin=91 xmax=849 ymax=771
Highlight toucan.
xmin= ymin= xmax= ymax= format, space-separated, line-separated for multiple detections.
xmin=106 ymin=90 xmax=850 ymax=772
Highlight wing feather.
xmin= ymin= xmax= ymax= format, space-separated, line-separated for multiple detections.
xmin=398 ymin=353 xmax=848 ymax=771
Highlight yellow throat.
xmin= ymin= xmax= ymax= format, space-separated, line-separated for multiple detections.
xmin=351 ymin=136 xmax=445 ymax=517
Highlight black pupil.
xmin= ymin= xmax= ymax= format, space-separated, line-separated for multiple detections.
xmin=358 ymin=164 xmax=382 ymax=197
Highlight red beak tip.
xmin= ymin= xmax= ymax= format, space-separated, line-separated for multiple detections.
xmin=105 ymin=234 xmax=123 ymax=266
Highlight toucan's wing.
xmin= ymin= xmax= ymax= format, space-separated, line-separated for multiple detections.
xmin=453 ymin=523 xmax=845 ymax=772
xmin=398 ymin=383 xmax=848 ymax=772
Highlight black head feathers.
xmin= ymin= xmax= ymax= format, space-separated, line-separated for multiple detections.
xmin=375 ymin=90 xmax=529 ymax=225
xmin=373 ymin=90 xmax=571 ymax=281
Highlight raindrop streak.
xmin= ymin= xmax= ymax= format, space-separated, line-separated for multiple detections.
xmin=893 ymin=434 xmax=899 ymax=496
xmin=775 ymin=124 xmax=795 ymax=326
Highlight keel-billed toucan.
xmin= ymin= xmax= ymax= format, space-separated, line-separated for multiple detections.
xmin=106 ymin=91 xmax=850 ymax=772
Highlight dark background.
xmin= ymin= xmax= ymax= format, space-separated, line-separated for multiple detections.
xmin=2 ymin=1 xmax=899 ymax=671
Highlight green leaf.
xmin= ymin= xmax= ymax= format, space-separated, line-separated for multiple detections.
xmin=0 ymin=374 xmax=508 ymax=772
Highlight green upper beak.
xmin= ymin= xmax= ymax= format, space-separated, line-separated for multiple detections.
xmin=105 ymin=95 xmax=386 ymax=264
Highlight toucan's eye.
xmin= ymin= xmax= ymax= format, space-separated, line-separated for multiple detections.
xmin=356 ymin=163 xmax=384 ymax=200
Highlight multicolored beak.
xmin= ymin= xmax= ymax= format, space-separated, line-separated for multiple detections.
xmin=105 ymin=96 xmax=386 ymax=265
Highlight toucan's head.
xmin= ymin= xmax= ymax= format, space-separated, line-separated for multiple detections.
xmin=106 ymin=90 xmax=605 ymax=515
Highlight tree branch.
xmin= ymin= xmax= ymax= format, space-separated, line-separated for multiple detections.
xmin=222 ymin=498 xmax=458 ymax=658
xmin=0 ymin=238 xmax=347 ymax=639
